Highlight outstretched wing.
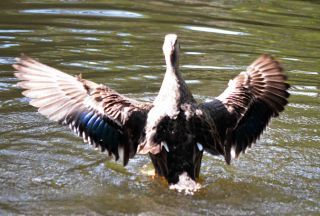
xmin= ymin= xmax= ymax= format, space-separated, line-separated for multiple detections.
xmin=201 ymin=54 xmax=290 ymax=163
xmin=13 ymin=55 xmax=152 ymax=165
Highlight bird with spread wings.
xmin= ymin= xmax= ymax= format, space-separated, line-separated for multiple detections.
xmin=13 ymin=34 xmax=289 ymax=194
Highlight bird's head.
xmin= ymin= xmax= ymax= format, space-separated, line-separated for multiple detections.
xmin=162 ymin=34 xmax=180 ymax=70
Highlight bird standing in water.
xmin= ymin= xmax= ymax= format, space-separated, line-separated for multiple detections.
xmin=13 ymin=34 xmax=289 ymax=194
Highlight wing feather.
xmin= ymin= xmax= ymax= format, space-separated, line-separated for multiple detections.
xmin=201 ymin=54 xmax=290 ymax=163
xmin=13 ymin=55 xmax=152 ymax=165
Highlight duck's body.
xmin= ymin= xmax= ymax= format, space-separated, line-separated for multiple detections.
xmin=13 ymin=34 xmax=289 ymax=194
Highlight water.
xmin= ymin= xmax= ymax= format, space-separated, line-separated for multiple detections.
xmin=0 ymin=0 xmax=319 ymax=215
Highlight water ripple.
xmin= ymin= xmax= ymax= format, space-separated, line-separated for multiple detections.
xmin=289 ymin=90 xmax=318 ymax=97
xmin=21 ymin=9 xmax=144 ymax=19
xmin=291 ymin=70 xmax=318 ymax=75
xmin=182 ymin=64 xmax=240 ymax=70
xmin=0 ymin=30 xmax=33 ymax=33
xmin=184 ymin=25 xmax=249 ymax=36
xmin=0 ymin=57 xmax=15 ymax=65
xmin=184 ymin=51 xmax=204 ymax=55
xmin=0 ymin=43 xmax=19 ymax=49
xmin=61 ymin=61 xmax=111 ymax=71
xmin=65 ymin=28 xmax=112 ymax=35
xmin=185 ymin=80 xmax=201 ymax=84
xmin=0 ymin=36 xmax=15 ymax=39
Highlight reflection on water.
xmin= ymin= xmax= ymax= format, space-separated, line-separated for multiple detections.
xmin=21 ymin=9 xmax=144 ymax=18
xmin=0 ymin=0 xmax=319 ymax=215
xmin=182 ymin=64 xmax=239 ymax=70
xmin=0 ymin=30 xmax=33 ymax=33
xmin=184 ymin=25 xmax=249 ymax=35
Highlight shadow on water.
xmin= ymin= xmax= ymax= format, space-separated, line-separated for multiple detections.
xmin=0 ymin=0 xmax=319 ymax=215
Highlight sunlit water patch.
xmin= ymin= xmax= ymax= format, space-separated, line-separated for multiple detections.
xmin=182 ymin=65 xmax=241 ymax=70
xmin=0 ymin=57 xmax=15 ymax=65
xmin=184 ymin=25 xmax=249 ymax=36
xmin=21 ymin=9 xmax=144 ymax=19
xmin=0 ymin=30 xmax=33 ymax=33
xmin=61 ymin=61 xmax=111 ymax=71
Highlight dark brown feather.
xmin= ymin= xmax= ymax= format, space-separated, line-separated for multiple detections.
xmin=202 ymin=54 xmax=290 ymax=162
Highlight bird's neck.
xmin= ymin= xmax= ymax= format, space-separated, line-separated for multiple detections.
xmin=164 ymin=52 xmax=179 ymax=75
xmin=154 ymin=55 xmax=194 ymax=106
xmin=155 ymin=67 xmax=180 ymax=105
xmin=163 ymin=51 xmax=184 ymax=87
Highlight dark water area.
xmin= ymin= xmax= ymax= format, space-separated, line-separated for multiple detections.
xmin=0 ymin=0 xmax=319 ymax=215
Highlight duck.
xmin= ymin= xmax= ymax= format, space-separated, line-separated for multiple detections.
xmin=13 ymin=34 xmax=290 ymax=194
